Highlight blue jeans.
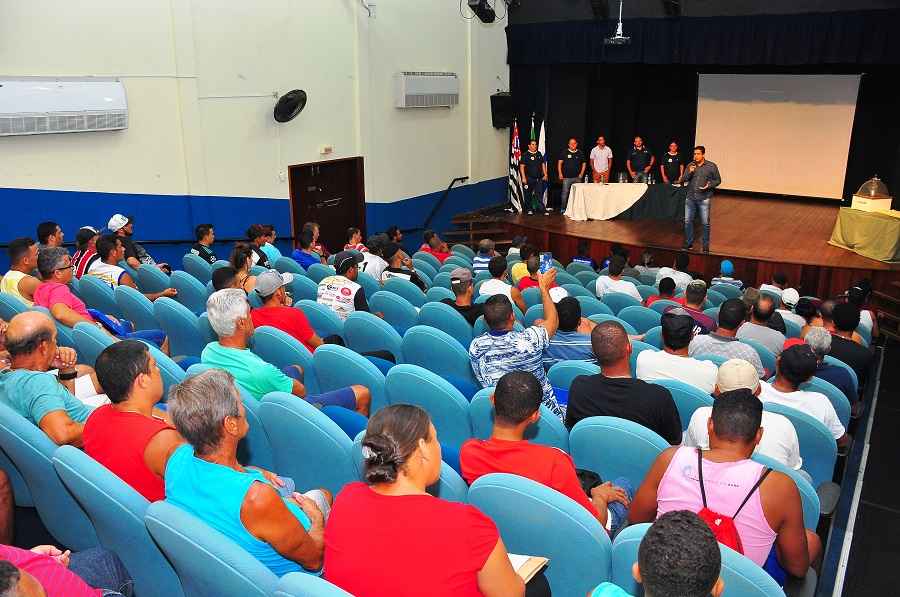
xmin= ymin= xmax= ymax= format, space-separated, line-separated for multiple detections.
xmin=632 ymin=171 xmax=648 ymax=183
xmin=684 ymin=197 xmax=711 ymax=248
xmin=281 ymin=366 xmax=357 ymax=410
xmin=69 ymin=547 xmax=134 ymax=596
xmin=560 ymin=177 xmax=579 ymax=211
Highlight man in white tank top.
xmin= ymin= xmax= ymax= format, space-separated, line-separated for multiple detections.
xmin=477 ymin=255 xmax=527 ymax=313
xmin=1 ymin=238 xmax=41 ymax=307
xmin=317 ymin=251 xmax=371 ymax=321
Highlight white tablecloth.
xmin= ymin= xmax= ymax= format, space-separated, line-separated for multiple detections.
xmin=564 ymin=183 xmax=649 ymax=221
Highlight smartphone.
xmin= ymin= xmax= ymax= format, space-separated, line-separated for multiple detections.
xmin=539 ymin=252 xmax=553 ymax=274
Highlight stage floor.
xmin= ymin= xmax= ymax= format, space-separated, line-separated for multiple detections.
xmin=503 ymin=193 xmax=897 ymax=272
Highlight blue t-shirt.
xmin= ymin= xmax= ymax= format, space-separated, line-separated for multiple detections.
xmin=543 ymin=330 xmax=595 ymax=369
xmin=0 ymin=369 xmax=94 ymax=427
xmin=292 ymin=249 xmax=320 ymax=270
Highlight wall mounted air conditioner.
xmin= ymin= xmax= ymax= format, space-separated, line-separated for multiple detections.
xmin=0 ymin=77 xmax=128 ymax=136
xmin=394 ymin=72 xmax=459 ymax=108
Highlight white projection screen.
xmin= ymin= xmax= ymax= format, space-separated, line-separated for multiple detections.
xmin=695 ymin=74 xmax=860 ymax=200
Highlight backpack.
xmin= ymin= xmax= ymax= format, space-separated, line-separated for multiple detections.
xmin=695 ymin=448 xmax=771 ymax=555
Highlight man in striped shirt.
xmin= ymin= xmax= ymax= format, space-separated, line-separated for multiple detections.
xmin=472 ymin=239 xmax=496 ymax=273
xmin=543 ymin=297 xmax=596 ymax=368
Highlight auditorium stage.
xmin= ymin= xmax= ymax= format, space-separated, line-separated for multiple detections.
xmin=495 ymin=193 xmax=900 ymax=298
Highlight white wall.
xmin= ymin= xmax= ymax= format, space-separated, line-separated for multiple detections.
xmin=0 ymin=0 xmax=508 ymax=202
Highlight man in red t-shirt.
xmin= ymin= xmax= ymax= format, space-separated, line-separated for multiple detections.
xmin=460 ymin=371 xmax=630 ymax=533
xmin=250 ymin=270 xmax=327 ymax=353
xmin=0 ymin=544 xmax=133 ymax=596
xmin=418 ymin=230 xmax=452 ymax=263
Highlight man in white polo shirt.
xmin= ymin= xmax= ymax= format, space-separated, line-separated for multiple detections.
xmin=636 ymin=310 xmax=718 ymax=394
xmin=595 ymin=255 xmax=641 ymax=302
xmin=590 ymin=135 xmax=613 ymax=184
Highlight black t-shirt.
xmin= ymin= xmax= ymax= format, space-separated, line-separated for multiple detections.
xmin=662 ymin=152 xmax=683 ymax=181
xmin=522 ymin=151 xmax=544 ymax=179
xmin=120 ymin=235 xmax=139 ymax=261
xmin=191 ymin=242 xmax=217 ymax=265
xmin=828 ymin=334 xmax=873 ymax=388
xmin=560 ymin=148 xmax=586 ymax=178
xmin=565 ymin=374 xmax=683 ymax=444
xmin=441 ymin=299 xmax=485 ymax=326
xmin=767 ymin=312 xmax=787 ymax=335
xmin=628 ymin=146 xmax=653 ymax=171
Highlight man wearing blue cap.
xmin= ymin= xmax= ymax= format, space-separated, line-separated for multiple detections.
xmin=711 ymin=259 xmax=743 ymax=289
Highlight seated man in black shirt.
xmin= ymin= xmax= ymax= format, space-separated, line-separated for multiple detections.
xmin=829 ymin=302 xmax=874 ymax=389
xmin=245 ymin=224 xmax=272 ymax=269
xmin=566 ymin=321 xmax=682 ymax=444
xmin=380 ymin=242 xmax=427 ymax=291
xmin=441 ymin=267 xmax=484 ymax=325
xmin=190 ymin=223 xmax=217 ymax=265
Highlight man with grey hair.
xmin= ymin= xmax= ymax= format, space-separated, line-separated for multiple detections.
xmin=471 ymin=239 xmax=496 ymax=274
xmin=165 ymin=369 xmax=329 ymax=575
xmin=805 ymin=326 xmax=856 ymax=404
xmin=201 ymin=289 xmax=370 ymax=416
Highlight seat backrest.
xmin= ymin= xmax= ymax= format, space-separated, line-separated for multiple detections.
xmin=635 ymin=284 xmax=657 ymax=301
xmin=629 ymin=340 xmax=658 ymax=377
xmin=576 ymin=270 xmax=600 ymax=288
xmin=115 ymin=284 xmax=160 ymax=331
xmin=369 ymin=291 xmax=419 ymax=335
xmin=704 ymin=306 xmax=721 ymax=325
xmin=137 ymin=264 xmax=171 ymax=294
xmin=706 ymin=289 xmax=727 ymax=307
xmin=416 ymin=302 xmax=472 ymax=349
xmin=289 ymin=274 xmax=320 ymax=302
xmin=343 ymin=311 xmax=403 ymax=361
xmin=783 ymin=318 xmax=802 ymax=339
xmin=451 ymin=244 xmax=475 ymax=259
xmin=196 ymin=313 xmax=218 ymax=346
xmin=182 ymin=253 xmax=213 ymax=284
xmin=171 ymin=270 xmax=209 ymax=315
xmin=295 ymin=300 xmax=344 ymax=339
xmin=0 ymin=293 xmax=30 ymax=321
xmin=547 ymin=360 xmax=601 ymax=391
xmin=274 ymin=256 xmax=305 ymax=275
xmin=643 ymin=325 xmax=662 ymax=348
xmin=274 ymin=573 xmax=353 ymax=597
xmin=444 ymin=255 xmax=472 ymax=269
xmin=72 ymin=321 xmax=116 ymax=366
xmin=306 ymin=263 xmax=336 ymax=284
xmin=153 ymin=297 xmax=205 ymax=357
xmin=383 ymin=277 xmax=426 ymax=307
xmin=648 ymin=299 xmax=682 ymax=315
xmin=588 ymin=314 xmax=638 ymax=335
xmin=53 ymin=446 xmax=184 ymax=597
xmin=431 ymin=271 xmax=452 ymax=289
xmin=555 ymin=271 xmax=581 ymax=287
xmin=0 ymin=402 xmax=99 ymax=550
xmin=468 ymin=473 xmax=612 ymax=596
xmin=424 ymin=285 xmax=454 ymax=303
xmin=385 ymin=365 xmax=471 ymax=446
xmin=763 ymin=402 xmax=837 ymax=488
xmin=469 ymin=389 xmax=569 ymax=452
xmin=400 ymin=325 xmax=477 ymax=385
xmin=524 ymin=304 xmax=544 ymax=327
xmin=145 ymin=501 xmax=278 ymax=597
xmin=738 ymin=338 xmax=777 ymax=377
xmin=259 ymin=392 xmax=357 ymax=495
xmin=412 ymin=251 xmax=441 ymax=270
xmin=561 ymin=283 xmax=592 ymax=298
xmin=519 ymin=286 xmax=540 ymax=309
xmin=601 ymin=292 xmax=642 ymax=314
xmin=143 ymin=342 xmax=187 ymax=399
xmin=710 ymin=283 xmax=743 ymax=299
xmin=570 ymin=416 xmax=669 ymax=488
xmin=750 ymin=453 xmax=820 ymax=530
xmin=412 ymin=259 xmax=438 ymax=280
xmin=575 ymin=295 xmax=613 ymax=317
xmin=566 ymin=261 xmax=595 ymax=275
xmin=823 ymin=355 xmax=858 ymax=395
xmin=313 ymin=344 xmax=387 ymax=412
xmin=250 ymin=326 xmax=318 ymax=395
xmin=801 ymin=377 xmax=850 ymax=428
xmin=78 ymin=275 xmax=123 ymax=317
xmin=618 ymin=305 xmax=662 ymax=334
xmin=650 ymin=379 xmax=714 ymax=430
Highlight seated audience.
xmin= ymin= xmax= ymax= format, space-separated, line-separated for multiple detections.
xmin=419 ymin=229 xmax=451 ymax=263
xmin=381 ymin=242 xmax=427 ymax=291
xmin=478 ymin=256 xmax=527 ymax=314
xmin=636 ymin=311 xmax=718 ymax=394
xmin=510 ymin=244 xmax=536 ymax=285
xmin=634 ymin=250 xmax=658 ymax=277
xmin=292 ymin=229 xmax=324 ymax=270
xmin=736 ymin=296 xmax=786 ymax=356
xmin=667 ymin=280 xmax=715 ymax=334
xmin=229 ymin=243 xmax=259 ymax=293
xmin=441 ymin=268 xmax=484 ymax=325
xmin=203 ymin=289 xmax=370 ymax=415
xmin=470 ymin=270 xmax=564 ymax=419
xmin=385 ymin=224 xmax=403 ymax=245
xmin=654 ymin=252 xmax=692 ymax=293
xmin=759 ymin=344 xmax=847 ymax=447
xmin=325 ymin=404 xmax=529 ymax=597
xmin=0 ymin=545 xmax=133 ymax=597
xmin=803 ymin=327 xmax=856 ymax=403
xmin=570 ymin=239 xmax=597 ymax=270
xmin=166 ymin=369 xmax=329 ymax=576
xmin=360 ymin=233 xmax=389 ymax=282
xmin=828 ymin=302 xmax=874 ymax=387
xmin=88 ymin=236 xmax=178 ymax=301
xmin=72 ymin=226 xmax=101 ymax=279
xmin=517 ymin=255 xmax=561 ymax=292
xmin=542 ymin=297 xmax=595 ymax=368
xmin=595 ymin=255 xmax=641 ymax=302
xmin=212 ymin=266 xmax=241 ymax=291
xmin=317 ymin=251 xmax=374 ymax=321
xmin=343 ymin=227 xmax=367 ymax=252
xmin=507 ymin=235 xmax=526 ymax=259
xmin=261 ymin=224 xmax=283 ymax=264
xmin=689 ymin=299 xmax=765 ymax=378
xmin=683 ymin=360 xmax=801 ymax=470
xmin=108 ymin=213 xmax=169 ymax=273
xmin=741 ymin=287 xmax=760 ymax=315
xmin=304 ymin=222 xmax=329 ymax=258
xmin=566 ymin=322 xmax=681 ymax=444
xmin=795 ymin=298 xmax=823 ymax=338
xmin=847 ymin=280 xmax=878 ymax=339
xmin=1 ymin=238 xmax=40 ymax=306
xmin=84 ymin=341 xmax=182 ymax=502
xmin=818 ymin=300 xmax=863 ymax=345
xmin=630 ymin=390 xmax=818 ymax=579
xmin=777 ymin=289 xmax=806 ymax=328
xmin=472 ymin=239 xmax=496 ymax=273
xmin=589 ymin=510 xmax=724 ymax=597
xmin=245 ymin=224 xmax=272 ymax=269
xmin=711 ymin=259 xmax=743 ymax=289
xmin=759 ymin=272 xmax=787 ymax=299
xmin=460 ymin=371 xmax=630 ymax=533
xmin=613 ymin=245 xmax=642 ymax=279
xmin=251 ymin=270 xmax=325 ymax=353
xmin=190 ymin=223 xmax=217 ymax=265
xmin=36 ymin=221 xmax=64 ymax=251
xmin=644 ymin=277 xmax=677 ymax=307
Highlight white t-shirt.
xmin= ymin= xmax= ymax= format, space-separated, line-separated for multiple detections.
xmin=589 ymin=145 xmax=613 ymax=173
xmin=859 ymin=309 xmax=874 ymax=332
xmin=360 ymin=253 xmax=388 ymax=283
xmin=759 ymin=283 xmax=784 ymax=298
xmin=683 ymin=406 xmax=803 ymax=470
xmin=479 ymin=278 xmax=513 ymax=299
xmin=758 ymin=380 xmax=845 ymax=439
xmin=777 ymin=309 xmax=807 ymax=329
xmin=595 ymin=276 xmax=642 ymax=301
xmin=654 ymin=267 xmax=693 ymax=293
xmin=636 ymin=350 xmax=719 ymax=395
xmin=87 ymin=260 xmax=127 ymax=289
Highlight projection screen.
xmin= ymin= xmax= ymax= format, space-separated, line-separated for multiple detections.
xmin=695 ymin=74 xmax=860 ymax=200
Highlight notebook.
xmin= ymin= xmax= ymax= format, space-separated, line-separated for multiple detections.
xmin=508 ymin=553 xmax=549 ymax=583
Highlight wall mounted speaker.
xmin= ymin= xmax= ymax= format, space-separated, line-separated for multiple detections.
xmin=490 ymin=92 xmax=512 ymax=129
xmin=274 ymin=90 xmax=307 ymax=123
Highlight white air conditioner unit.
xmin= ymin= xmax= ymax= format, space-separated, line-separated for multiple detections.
xmin=394 ymin=72 xmax=459 ymax=109
xmin=0 ymin=77 xmax=128 ymax=136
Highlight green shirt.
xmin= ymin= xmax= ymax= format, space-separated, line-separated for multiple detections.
xmin=200 ymin=342 xmax=293 ymax=400
xmin=0 ymin=369 xmax=94 ymax=426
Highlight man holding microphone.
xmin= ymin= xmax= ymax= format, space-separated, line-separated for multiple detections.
xmin=681 ymin=145 xmax=721 ymax=253
xmin=520 ymin=139 xmax=548 ymax=215
xmin=590 ymin=135 xmax=613 ymax=184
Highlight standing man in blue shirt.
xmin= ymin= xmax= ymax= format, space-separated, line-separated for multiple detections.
xmin=519 ymin=140 xmax=549 ymax=215
xmin=681 ymin=145 xmax=721 ymax=253
xmin=557 ymin=138 xmax=586 ymax=214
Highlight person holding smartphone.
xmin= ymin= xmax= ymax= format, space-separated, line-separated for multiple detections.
xmin=681 ymin=145 xmax=721 ymax=253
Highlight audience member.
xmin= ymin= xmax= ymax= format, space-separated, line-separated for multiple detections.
xmin=212 ymin=265 xmax=241 ymax=291
xmin=478 ymin=256 xmax=527 ymax=314
xmin=344 ymin=227 xmax=367 ymax=253
xmin=36 ymin=221 xmax=64 ymax=251
xmin=759 ymin=344 xmax=847 ymax=447
xmin=381 ymin=242 xmax=427 ymax=291
xmin=190 ymin=223 xmax=217 ymax=265
xmin=630 ymin=390 xmax=818 ymax=579
xmin=777 ymin=289 xmax=806 ymax=328
xmin=261 ymin=224 xmax=283 ymax=264
xmin=818 ymin=300 xmax=861 ymax=345
xmin=736 ymin=296 xmax=786 ymax=356
xmin=667 ymin=280 xmax=715 ymax=334
xmin=795 ymin=298 xmax=823 ymax=338
xmin=507 ymin=235 xmax=526 ymax=259
xmin=0 ymin=545 xmax=133 ymax=597
xmin=385 ymin=224 xmax=403 ymax=245
xmin=470 ymin=269 xmax=564 ymax=419
xmin=84 ymin=341 xmax=182 ymax=502
xmin=567 ymin=322 xmax=681 ymax=443
xmin=847 ymin=281 xmax=878 ymax=339
xmin=1 ymin=238 xmax=40 ymax=306
xmin=252 ymin=270 xmax=326 ymax=353
xmin=682 ymin=360 xmax=801 ymax=470
xmin=636 ymin=311 xmax=718 ymax=394
xmin=595 ymin=255 xmax=642 ymax=301
xmin=360 ymin=233 xmax=389 ymax=282
xmin=803 ymin=327 xmax=856 ymax=403
xmin=72 ymin=226 xmax=101 ymax=279
xmin=107 ymin=213 xmax=169 ymax=273
xmin=203 ymin=289 xmax=370 ymax=415
xmin=689 ymin=299 xmax=765 ymax=378
xmin=166 ymin=369 xmax=329 ymax=575
xmin=460 ymin=371 xmax=631 ymax=533
xmin=711 ymin=259 xmax=743 ymax=289
xmin=510 ymin=244 xmax=536 ymax=285
xmin=419 ymin=229 xmax=451 ymax=263
xmin=654 ymin=252 xmax=692 ymax=293
xmin=634 ymin=250 xmax=658 ymax=277
xmin=472 ymin=239 xmax=496 ymax=273
xmin=441 ymin=268 xmax=484 ymax=325
xmin=317 ymin=250 xmax=374 ymax=321
xmin=543 ymin=297 xmax=595 ymax=368
xmin=571 ymin=239 xmax=597 ymax=270
xmin=303 ymin=222 xmax=328 ymax=258
xmin=741 ymin=287 xmax=760 ymax=316
xmin=88 ymin=236 xmax=178 ymax=301
xmin=325 ymin=404 xmax=529 ymax=597
xmin=292 ymin=229 xmax=324 ymax=270
xmin=759 ymin=273 xmax=787 ymax=299
xmin=245 ymin=224 xmax=272 ymax=269
xmin=229 ymin=243 xmax=259 ymax=293
xmin=644 ymin=277 xmax=677 ymax=307
xmin=614 ymin=245 xmax=642 ymax=279
xmin=829 ymin=302 xmax=874 ymax=388
xmin=517 ymin=255 xmax=563 ymax=292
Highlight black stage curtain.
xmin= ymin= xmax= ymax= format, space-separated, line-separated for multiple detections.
xmin=506 ymin=10 xmax=900 ymax=66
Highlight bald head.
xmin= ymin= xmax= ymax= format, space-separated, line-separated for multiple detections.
xmin=6 ymin=312 xmax=55 ymax=358
xmin=591 ymin=321 xmax=630 ymax=366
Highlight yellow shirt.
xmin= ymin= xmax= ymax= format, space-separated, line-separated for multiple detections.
xmin=511 ymin=261 xmax=529 ymax=285
xmin=0 ymin=270 xmax=34 ymax=307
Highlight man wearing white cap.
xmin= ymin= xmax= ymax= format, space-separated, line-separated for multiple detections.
xmin=682 ymin=358 xmax=803 ymax=471
xmin=777 ymin=288 xmax=806 ymax=329
xmin=251 ymin=270 xmax=328 ymax=354
xmin=107 ymin=213 xmax=170 ymax=274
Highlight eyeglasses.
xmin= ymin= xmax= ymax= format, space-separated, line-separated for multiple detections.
xmin=55 ymin=265 xmax=74 ymax=271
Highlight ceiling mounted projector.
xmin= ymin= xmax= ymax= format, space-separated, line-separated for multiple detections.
xmin=273 ymin=89 xmax=307 ymax=123
xmin=604 ymin=0 xmax=631 ymax=45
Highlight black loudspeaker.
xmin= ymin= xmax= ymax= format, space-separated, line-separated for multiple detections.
xmin=273 ymin=90 xmax=307 ymax=123
xmin=490 ymin=92 xmax=513 ymax=129
xmin=468 ymin=0 xmax=496 ymax=23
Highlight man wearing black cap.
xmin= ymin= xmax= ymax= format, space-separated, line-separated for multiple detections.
xmin=317 ymin=250 xmax=371 ymax=321
xmin=636 ymin=310 xmax=718 ymax=394
xmin=380 ymin=242 xmax=426 ymax=291
xmin=245 ymin=224 xmax=272 ymax=269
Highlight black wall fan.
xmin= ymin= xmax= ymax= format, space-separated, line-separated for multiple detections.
xmin=273 ymin=90 xmax=307 ymax=123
